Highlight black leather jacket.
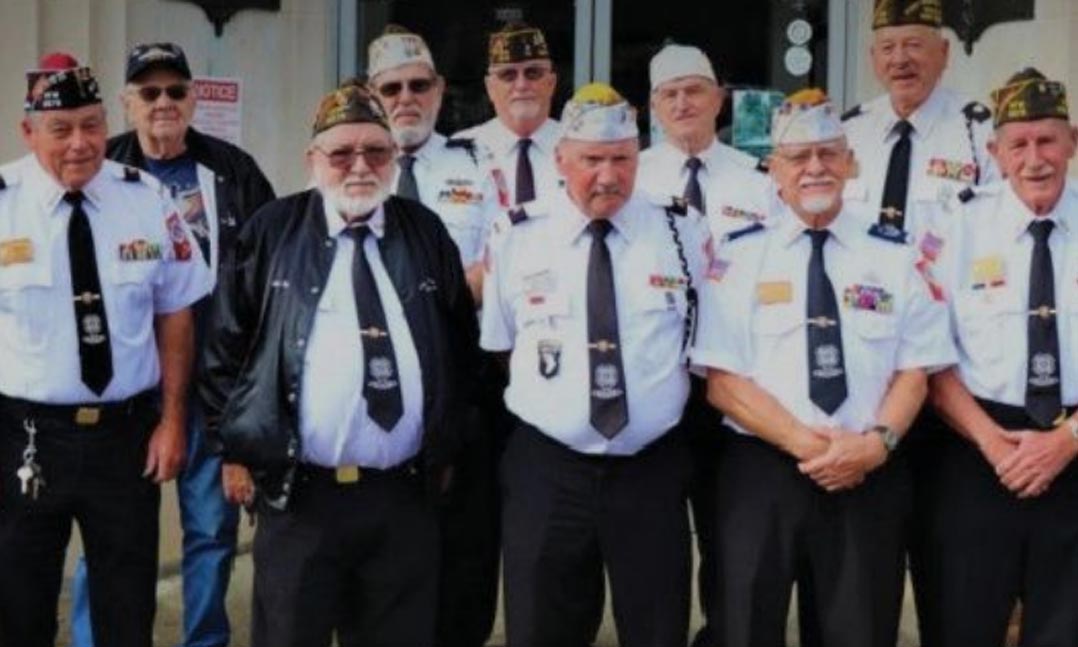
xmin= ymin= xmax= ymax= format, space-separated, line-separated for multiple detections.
xmin=198 ymin=190 xmax=480 ymax=507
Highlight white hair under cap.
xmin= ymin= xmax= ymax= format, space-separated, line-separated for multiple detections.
xmin=770 ymin=89 xmax=845 ymax=146
xmin=649 ymin=44 xmax=717 ymax=91
xmin=560 ymin=83 xmax=639 ymax=142
xmin=368 ymin=30 xmax=435 ymax=78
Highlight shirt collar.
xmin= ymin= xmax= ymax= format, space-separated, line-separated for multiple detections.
xmin=775 ymin=200 xmax=860 ymax=250
xmin=321 ymin=195 xmax=387 ymax=240
xmin=25 ymin=155 xmax=106 ymax=215
xmin=880 ymin=84 xmax=946 ymax=142
xmin=1002 ymin=180 xmax=1074 ymax=242
xmin=555 ymin=189 xmax=639 ymax=247
xmin=407 ymin=131 xmax=446 ymax=167
xmin=489 ymin=117 xmax=560 ymax=156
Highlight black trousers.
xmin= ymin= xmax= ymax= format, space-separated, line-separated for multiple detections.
xmin=0 ymin=398 xmax=160 ymax=647
xmin=251 ymin=464 xmax=439 ymax=647
xmin=712 ymin=431 xmax=911 ymax=647
xmin=501 ymin=422 xmax=692 ymax=647
xmin=436 ymin=409 xmax=501 ymax=647
xmin=914 ymin=401 xmax=1078 ymax=647
xmin=685 ymin=375 xmax=724 ymax=647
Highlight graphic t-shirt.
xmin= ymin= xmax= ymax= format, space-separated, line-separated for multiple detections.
xmin=145 ymin=154 xmax=211 ymax=266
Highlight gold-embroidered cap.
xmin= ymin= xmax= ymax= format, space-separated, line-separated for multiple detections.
xmin=311 ymin=81 xmax=389 ymax=136
xmin=872 ymin=0 xmax=943 ymax=29
xmin=488 ymin=22 xmax=550 ymax=66
xmin=991 ymin=67 xmax=1069 ymax=127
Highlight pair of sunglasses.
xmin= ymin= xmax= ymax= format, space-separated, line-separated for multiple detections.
xmin=136 ymin=84 xmax=189 ymax=102
xmin=314 ymin=145 xmax=395 ymax=169
xmin=490 ymin=65 xmax=550 ymax=84
xmin=375 ymin=78 xmax=435 ymax=98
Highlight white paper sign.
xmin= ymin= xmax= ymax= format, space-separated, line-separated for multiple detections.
xmin=191 ymin=77 xmax=242 ymax=145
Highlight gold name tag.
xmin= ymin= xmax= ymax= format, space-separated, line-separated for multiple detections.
xmin=0 ymin=238 xmax=34 ymax=266
xmin=757 ymin=281 xmax=793 ymax=305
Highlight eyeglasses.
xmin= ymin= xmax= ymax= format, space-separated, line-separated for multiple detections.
xmin=135 ymin=84 xmax=189 ymax=102
xmin=313 ymin=144 xmax=395 ymax=169
xmin=776 ymin=144 xmax=847 ymax=168
xmin=376 ymin=78 xmax=436 ymax=98
xmin=490 ymin=65 xmax=550 ymax=84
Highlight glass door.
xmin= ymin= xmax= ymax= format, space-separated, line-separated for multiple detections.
xmin=346 ymin=0 xmax=580 ymax=136
xmin=607 ymin=0 xmax=832 ymax=151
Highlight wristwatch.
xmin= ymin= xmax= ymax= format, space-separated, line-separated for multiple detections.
xmin=868 ymin=424 xmax=900 ymax=453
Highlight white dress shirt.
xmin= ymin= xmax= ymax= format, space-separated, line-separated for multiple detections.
xmin=0 ymin=156 xmax=211 ymax=404
xmin=299 ymin=202 xmax=424 ymax=469
xmin=937 ymin=181 xmax=1078 ymax=406
xmin=393 ymin=132 xmax=503 ymax=265
xmin=481 ymin=190 xmax=708 ymax=455
xmin=843 ymin=85 xmax=998 ymax=213
xmin=454 ymin=117 xmax=562 ymax=204
xmin=692 ymin=201 xmax=956 ymax=436
xmin=638 ymin=137 xmax=777 ymax=240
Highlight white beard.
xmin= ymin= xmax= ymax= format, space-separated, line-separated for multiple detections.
xmin=320 ymin=183 xmax=389 ymax=220
xmin=507 ymin=100 xmax=542 ymax=123
xmin=392 ymin=121 xmax=434 ymax=149
xmin=800 ymin=193 xmax=838 ymax=215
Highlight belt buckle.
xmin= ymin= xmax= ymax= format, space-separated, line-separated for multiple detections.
xmin=335 ymin=466 xmax=361 ymax=484
xmin=75 ymin=407 xmax=101 ymax=426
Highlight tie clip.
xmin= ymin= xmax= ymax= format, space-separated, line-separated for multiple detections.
xmin=1029 ymin=306 xmax=1056 ymax=320
xmin=360 ymin=326 xmax=388 ymax=338
xmin=588 ymin=339 xmax=618 ymax=352
xmin=879 ymin=206 xmax=904 ymax=220
xmin=73 ymin=291 xmax=101 ymax=304
xmin=806 ymin=316 xmax=838 ymax=328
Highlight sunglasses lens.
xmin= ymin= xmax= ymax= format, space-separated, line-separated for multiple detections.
xmin=523 ymin=67 xmax=546 ymax=81
xmin=138 ymin=87 xmax=162 ymax=102
xmin=165 ymin=85 xmax=188 ymax=100
xmin=378 ymin=82 xmax=403 ymax=98
xmin=408 ymin=79 xmax=433 ymax=94
xmin=362 ymin=147 xmax=393 ymax=167
xmin=495 ymin=69 xmax=518 ymax=83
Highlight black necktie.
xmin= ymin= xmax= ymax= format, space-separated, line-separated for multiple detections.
xmin=684 ymin=156 xmax=705 ymax=214
xmin=805 ymin=229 xmax=848 ymax=415
xmin=879 ymin=120 xmax=913 ymax=231
xmin=1026 ymin=219 xmax=1062 ymax=428
xmin=587 ymin=219 xmax=628 ymax=438
xmin=65 ymin=191 xmax=113 ymax=395
xmin=515 ymin=138 xmax=535 ymax=204
xmin=348 ymin=225 xmax=403 ymax=432
xmin=396 ymin=154 xmax=420 ymax=202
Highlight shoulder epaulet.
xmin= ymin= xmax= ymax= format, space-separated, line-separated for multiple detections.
xmin=122 ymin=165 xmax=140 ymax=182
xmin=958 ymin=186 xmax=976 ymax=203
xmin=754 ymin=158 xmax=769 ymax=174
xmin=666 ymin=196 xmax=688 ymax=216
xmin=723 ymin=222 xmax=765 ymax=243
xmin=841 ymin=104 xmax=863 ymax=122
xmin=445 ymin=137 xmax=478 ymax=164
xmin=962 ymin=101 xmax=991 ymax=124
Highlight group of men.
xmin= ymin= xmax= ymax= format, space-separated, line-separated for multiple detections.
xmin=0 ymin=0 xmax=1076 ymax=646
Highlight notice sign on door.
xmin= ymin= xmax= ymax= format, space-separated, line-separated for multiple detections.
xmin=191 ymin=77 xmax=242 ymax=146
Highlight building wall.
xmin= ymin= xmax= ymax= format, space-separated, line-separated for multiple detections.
xmin=844 ymin=0 xmax=1076 ymax=136
xmin=0 ymin=0 xmax=338 ymax=195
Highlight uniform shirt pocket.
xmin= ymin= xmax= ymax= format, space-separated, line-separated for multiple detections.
xmin=0 ymin=262 xmax=54 ymax=352
xmin=108 ymin=261 xmax=157 ymax=345
xmin=954 ymin=289 xmax=1013 ymax=365
xmin=847 ymin=309 xmax=900 ymax=375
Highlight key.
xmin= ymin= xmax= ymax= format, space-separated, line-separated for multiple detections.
xmin=31 ymin=470 xmax=45 ymax=500
xmin=16 ymin=464 xmax=34 ymax=496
